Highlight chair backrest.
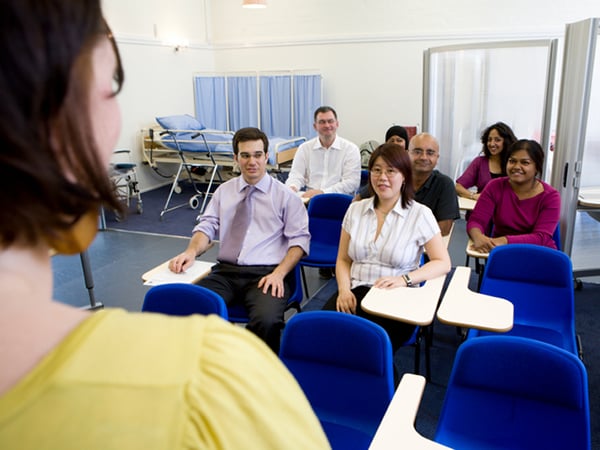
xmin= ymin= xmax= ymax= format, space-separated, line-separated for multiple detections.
xmin=478 ymin=243 xmax=576 ymax=353
xmin=142 ymin=283 xmax=228 ymax=319
xmin=552 ymin=222 xmax=562 ymax=250
xmin=279 ymin=311 xmax=394 ymax=445
xmin=227 ymin=264 xmax=303 ymax=323
xmin=306 ymin=193 xmax=353 ymax=245
xmin=435 ymin=336 xmax=591 ymax=450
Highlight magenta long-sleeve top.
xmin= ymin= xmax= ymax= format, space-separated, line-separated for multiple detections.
xmin=456 ymin=155 xmax=493 ymax=193
xmin=467 ymin=177 xmax=560 ymax=248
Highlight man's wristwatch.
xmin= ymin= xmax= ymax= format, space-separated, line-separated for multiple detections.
xmin=402 ymin=274 xmax=413 ymax=287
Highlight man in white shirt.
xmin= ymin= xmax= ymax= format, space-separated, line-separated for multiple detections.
xmin=286 ymin=106 xmax=361 ymax=199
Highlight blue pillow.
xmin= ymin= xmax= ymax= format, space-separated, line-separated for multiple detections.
xmin=155 ymin=114 xmax=205 ymax=131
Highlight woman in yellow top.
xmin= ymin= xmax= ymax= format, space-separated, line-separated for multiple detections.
xmin=0 ymin=1 xmax=329 ymax=449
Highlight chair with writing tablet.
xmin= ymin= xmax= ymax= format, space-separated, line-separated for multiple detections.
xmin=142 ymin=283 xmax=228 ymax=319
xmin=434 ymin=335 xmax=591 ymax=450
xmin=279 ymin=311 xmax=394 ymax=450
xmin=466 ymin=243 xmax=581 ymax=359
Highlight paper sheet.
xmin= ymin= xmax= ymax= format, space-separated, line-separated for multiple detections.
xmin=143 ymin=260 xmax=214 ymax=286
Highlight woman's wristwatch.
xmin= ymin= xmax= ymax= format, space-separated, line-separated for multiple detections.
xmin=402 ymin=274 xmax=413 ymax=287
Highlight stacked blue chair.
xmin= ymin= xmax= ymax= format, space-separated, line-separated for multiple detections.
xmin=279 ymin=311 xmax=394 ymax=450
xmin=299 ymin=193 xmax=353 ymax=296
xmin=435 ymin=336 xmax=591 ymax=450
xmin=142 ymin=283 xmax=228 ymax=319
xmin=467 ymin=243 xmax=580 ymax=358
xmin=227 ymin=264 xmax=303 ymax=323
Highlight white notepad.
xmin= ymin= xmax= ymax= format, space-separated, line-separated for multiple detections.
xmin=142 ymin=260 xmax=215 ymax=286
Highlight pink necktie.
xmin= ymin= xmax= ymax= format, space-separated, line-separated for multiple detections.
xmin=219 ymin=185 xmax=256 ymax=264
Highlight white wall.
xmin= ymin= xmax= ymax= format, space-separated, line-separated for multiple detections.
xmin=103 ymin=0 xmax=600 ymax=190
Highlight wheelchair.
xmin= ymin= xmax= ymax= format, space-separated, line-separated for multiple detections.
xmin=109 ymin=149 xmax=143 ymax=218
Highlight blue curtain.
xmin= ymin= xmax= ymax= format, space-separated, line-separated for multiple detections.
xmin=293 ymin=75 xmax=321 ymax=138
xmin=227 ymin=76 xmax=258 ymax=131
xmin=260 ymin=75 xmax=292 ymax=136
xmin=194 ymin=76 xmax=227 ymax=130
xmin=193 ymin=73 xmax=321 ymax=136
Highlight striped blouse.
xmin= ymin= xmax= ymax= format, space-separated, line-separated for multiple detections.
xmin=344 ymin=197 xmax=440 ymax=289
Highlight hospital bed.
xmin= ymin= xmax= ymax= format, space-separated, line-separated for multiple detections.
xmin=141 ymin=122 xmax=306 ymax=219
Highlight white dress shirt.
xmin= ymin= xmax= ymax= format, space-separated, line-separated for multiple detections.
xmin=285 ymin=135 xmax=361 ymax=195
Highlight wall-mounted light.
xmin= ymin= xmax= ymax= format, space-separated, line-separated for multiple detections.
xmin=163 ymin=37 xmax=190 ymax=53
xmin=242 ymin=0 xmax=267 ymax=8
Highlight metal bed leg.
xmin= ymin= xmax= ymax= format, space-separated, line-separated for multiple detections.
xmin=200 ymin=164 xmax=221 ymax=214
xmin=160 ymin=163 xmax=186 ymax=219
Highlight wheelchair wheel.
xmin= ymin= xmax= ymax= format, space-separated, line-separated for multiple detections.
xmin=189 ymin=195 xmax=201 ymax=210
xmin=174 ymin=184 xmax=182 ymax=194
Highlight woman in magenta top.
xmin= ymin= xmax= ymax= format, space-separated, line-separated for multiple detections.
xmin=456 ymin=122 xmax=517 ymax=201
xmin=467 ymin=139 xmax=560 ymax=252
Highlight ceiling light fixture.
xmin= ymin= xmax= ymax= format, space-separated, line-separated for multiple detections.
xmin=242 ymin=0 xmax=267 ymax=8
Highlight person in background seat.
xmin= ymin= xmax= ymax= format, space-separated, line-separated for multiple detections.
xmin=467 ymin=139 xmax=560 ymax=253
xmin=456 ymin=121 xmax=517 ymax=201
xmin=170 ymin=127 xmax=310 ymax=354
xmin=356 ymin=132 xmax=459 ymax=236
xmin=286 ymin=105 xmax=361 ymax=199
xmin=324 ymin=143 xmax=451 ymax=352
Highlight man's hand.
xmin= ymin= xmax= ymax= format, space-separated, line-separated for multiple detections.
xmin=168 ymin=250 xmax=196 ymax=273
xmin=258 ymin=271 xmax=286 ymax=298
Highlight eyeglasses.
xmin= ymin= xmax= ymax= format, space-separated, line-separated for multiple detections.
xmin=238 ymin=151 xmax=265 ymax=160
xmin=409 ymin=148 xmax=438 ymax=157
xmin=371 ymin=167 xmax=400 ymax=177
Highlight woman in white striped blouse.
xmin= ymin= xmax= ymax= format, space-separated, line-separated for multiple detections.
xmin=324 ymin=143 xmax=451 ymax=350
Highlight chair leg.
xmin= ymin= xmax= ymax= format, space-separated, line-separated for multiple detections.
xmin=300 ymin=266 xmax=310 ymax=298
xmin=475 ymin=258 xmax=485 ymax=291
xmin=413 ymin=333 xmax=421 ymax=376
xmin=424 ymin=331 xmax=432 ymax=382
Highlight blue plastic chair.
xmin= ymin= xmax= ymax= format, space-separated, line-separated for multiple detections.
xmin=467 ymin=224 xmax=562 ymax=290
xmin=227 ymin=264 xmax=303 ymax=323
xmin=435 ymin=336 xmax=591 ymax=450
xmin=142 ymin=283 xmax=228 ymax=319
xmin=467 ymin=243 xmax=580 ymax=358
xmin=279 ymin=311 xmax=394 ymax=450
xmin=299 ymin=193 xmax=353 ymax=296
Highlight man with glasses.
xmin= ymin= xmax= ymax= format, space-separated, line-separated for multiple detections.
xmin=408 ymin=133 xmax=459 ymax=236
xmin=285 ymin=105 xmax=361 ymax=199
xmin=169 ymin=127 xmax=310 ymax=353
xmin=356 ymin=132 xmax=459 ymax=236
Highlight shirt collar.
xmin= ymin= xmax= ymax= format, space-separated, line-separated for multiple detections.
xmin=238 ymin=173 xmax=271 ymax=194
xmin=365 ymin=196 xmax=407 ymax=217
xmin=313 ymin=135 xmax=340 ymax=151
